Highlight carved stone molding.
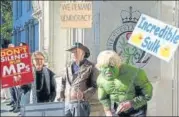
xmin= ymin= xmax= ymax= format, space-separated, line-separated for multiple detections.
xmin=32 ymin=1 xmax=43 ymax=19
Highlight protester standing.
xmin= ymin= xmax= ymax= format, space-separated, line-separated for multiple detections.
xmin=30 ymin=51 xmax=57 ymax=103
xmin=14 ymin=42 xmax=32 ymax=116
xmin=58 ymin=42 xmax=98 ymax=116
xmin=96 ymin=50 xmax=153 ymax=116
xmin=6 ymin=44 xmax=20 ymax=113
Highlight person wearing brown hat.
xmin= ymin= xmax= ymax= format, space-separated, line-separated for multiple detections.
xmin=58 ymin=42 xmax=98 ymax=116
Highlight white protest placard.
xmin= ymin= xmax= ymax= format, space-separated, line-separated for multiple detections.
xmin=60 ymin=1 xmax=92 ymax=28
xmin=128 ymin=14 xmax=179 ymax=62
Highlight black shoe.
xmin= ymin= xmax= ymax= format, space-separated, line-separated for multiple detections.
xmin=11 ymin=105 xmax=14 ymax=108
xmin=6 ymin=101 xmax=14 ymax=106
xmin=13 ymin=107 xmax=20 ymax=113
xmin=9 ymin=107 xmax=15 ymax=112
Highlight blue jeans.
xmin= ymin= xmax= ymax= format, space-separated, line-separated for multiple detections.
xmin=9 ymin=87 xmax=17 ymax=103
xmin=65 ymin=101 xmax=90 ymax=117
xmin=20 ymin=91 xmax=30 ymax=106
xmin=10 ymin=87 xmax=22 ymax=109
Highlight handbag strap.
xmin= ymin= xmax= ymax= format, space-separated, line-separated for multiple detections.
xmin=30 ymin=67 xmax=37 ymax=104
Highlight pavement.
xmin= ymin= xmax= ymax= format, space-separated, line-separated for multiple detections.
xmin=1 ymin=99 xmax=19 ymax=116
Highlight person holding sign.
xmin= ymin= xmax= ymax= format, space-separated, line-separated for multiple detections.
xmin=30 ymin=51 xmax=57 ymax=103
xmin=96 ymin=50 xmax=153 ymax=116
xmin=6 ymin=43 xmax=21 ymax=113
xmin=57 ymin=42 xmax=98 ymax=116
xmin=1 ymin=43 xmax=34 ymax=114
xmin=18 ymin=42 xmax=32 ymax=114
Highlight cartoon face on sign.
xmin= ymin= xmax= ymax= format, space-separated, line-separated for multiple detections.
xmin=130 ymin=33 xmax=143 ymax=46
xmin=13 ymin=75 xmax=22 ymax=82
xmin=159 ymin=45 xmax=171 ymax=58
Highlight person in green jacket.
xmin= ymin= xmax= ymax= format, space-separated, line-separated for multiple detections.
xmin=96 ymin=50 xmax=153 ymax=116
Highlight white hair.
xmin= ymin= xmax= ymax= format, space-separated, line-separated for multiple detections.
xmin=31 ymin=51 xmax=46 ymax=65
xmin=31 ymin=51 xmax=45 ymax=59
xmin=96 ymin=50 xmax=121 ymax=69
xmin=8 ymin=44 xmax=15 ymax=48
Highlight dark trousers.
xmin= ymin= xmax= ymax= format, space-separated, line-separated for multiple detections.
xmin=113 ymin=102 xmax=147 ymax=117
xmin=9 ymin=87 xmax=21 ymax=108
xmin=9 ymin=87 xmax=17 ymax=103
xmin=65 ymin=101 xmax=90 ymax=117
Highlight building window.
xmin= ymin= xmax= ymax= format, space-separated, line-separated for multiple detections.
xmin=30 ymin=21 xmax=35 ymax=52
xmin=18 ymin=31 xmax=21 ymax=45
xmin=15 ymin=28 xmax=21 ymax=46
xmin=24 ymin=22 xmax=29 ymax=45
xmin=34 ymin=22 xmax=39 ymax=51
xmin=14 ymin=31 xmax=17 ymax=46
xmin=15 ymin=0 xmax=22 ymax=19
xmin=26 ymin=27 xmax=30 ymax=44
xmin=27 ymin=1 xmax=32 ymax=11
xmin=18 ymin=0 xmax=22 ymax=17
xmin=14 ymin=30 xmax=19 ymax=46
xmin=15 ymin=1 xmax=18 ymax=19
xmin=24 ymin=19 xmax=37 ymax=52
xmin=27 ymin=25 xmax=30 ymax=47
